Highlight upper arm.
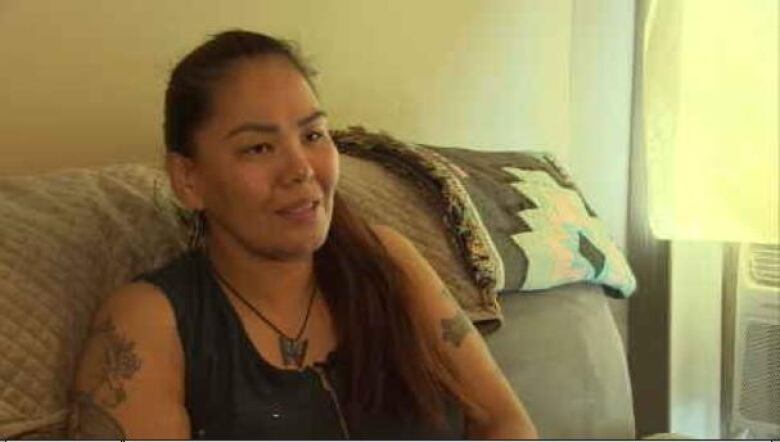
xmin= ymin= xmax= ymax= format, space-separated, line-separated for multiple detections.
xmin=371 ymin=224 xmax=537 ymax=438
xmin=69 ymin=282 xmax=190 ymax=439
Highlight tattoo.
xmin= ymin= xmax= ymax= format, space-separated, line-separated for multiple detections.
xmin=90 ymin=318 xmax=142 ymax=407
xmin=68 ymin=317 xmax=140 ymax=438
xmin=441 ymin=309 xmax=474 ymax=348
xmin=69 ymin=392 xmax=127 ymax=439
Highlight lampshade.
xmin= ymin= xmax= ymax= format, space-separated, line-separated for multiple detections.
xmin=643 ymin=0 xmax=779 ymax=244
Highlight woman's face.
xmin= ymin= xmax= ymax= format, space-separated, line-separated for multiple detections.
xmin=174 ymin=56 xmax=339 ymax=261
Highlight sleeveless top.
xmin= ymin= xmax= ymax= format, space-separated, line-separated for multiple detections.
xmin=136 ymin=249 xmax=465 ymax=439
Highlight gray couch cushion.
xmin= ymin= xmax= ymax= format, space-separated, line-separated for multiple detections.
xmin=486 ymin=282 xmax=635 ymax=439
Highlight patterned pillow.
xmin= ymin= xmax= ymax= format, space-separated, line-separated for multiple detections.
xmin=333 ymin=127 xmax=637 ymax=297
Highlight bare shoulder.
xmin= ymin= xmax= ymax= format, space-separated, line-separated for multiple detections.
xmin=370 ymin=222 xmax=447 ymax=289
xmin=369 ymin=223 xmax=407 ymax=249
xmin=70 ymin=281 xmax=189 ymax=438
xmin=95 ymin=281 xmax=178 ymax=330
xmin=369 ymin=224 xmax=464 ymax=321
xmin=369 ymin=224 xmax=420 ymax=267
xmin=82 ymin=281 xmax=181 ymax=361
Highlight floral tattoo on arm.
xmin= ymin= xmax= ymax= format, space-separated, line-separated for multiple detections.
xmin=69 ymin=318 xmax=142 ymax=439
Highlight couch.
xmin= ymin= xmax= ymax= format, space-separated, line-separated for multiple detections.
xmin=0 ymin=131 xmax=635 ymax=439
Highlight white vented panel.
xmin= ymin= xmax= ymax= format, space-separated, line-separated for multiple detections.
xmin=750 ymin=244 xmax=780 ymax=288
xmin=738 ymin=322 xmax=779 ymax=424
xmin=729 ymin=243 xmax=780 ymax=438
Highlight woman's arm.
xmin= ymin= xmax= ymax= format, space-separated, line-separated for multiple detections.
xmin=69 ymin=283 xmax=190 ymax=439
xmin=372 ymin=224 xmax=538 ymax=439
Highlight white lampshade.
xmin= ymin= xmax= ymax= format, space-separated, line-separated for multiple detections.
xmin=643 ymin=0 xmax=779 ymax=244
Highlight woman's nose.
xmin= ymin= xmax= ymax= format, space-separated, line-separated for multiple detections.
xmin=280 ymin=142 xmax=314 ymax=186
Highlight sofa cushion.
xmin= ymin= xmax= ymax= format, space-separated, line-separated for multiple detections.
xmin=0 ymin=165 xmax=187 ymax=437
xmin=486 ymin=282 xmax=635 ymax=438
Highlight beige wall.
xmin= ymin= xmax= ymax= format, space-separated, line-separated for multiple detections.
xmin=569 ymin=0 xmax=635 ymax=251
xmin=0 ymin=0 xmax=572 ymax=175
xmin=0 ymin=0 xmax=637 ymax=241
xmin=0 ymin=0 xmax=635 ymax=342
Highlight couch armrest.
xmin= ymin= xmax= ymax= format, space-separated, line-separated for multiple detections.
xmin=485 ymin=282 xmax=635 ymax=439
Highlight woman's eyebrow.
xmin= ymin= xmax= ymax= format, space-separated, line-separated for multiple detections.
xmin=224 ymin=110 xmax=327 ymax=139
xmin=297 ymin=110 xmax=327 ymax=127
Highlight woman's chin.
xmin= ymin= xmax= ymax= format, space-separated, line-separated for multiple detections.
xmin=261 ymin=230 xmax=329 ymax=261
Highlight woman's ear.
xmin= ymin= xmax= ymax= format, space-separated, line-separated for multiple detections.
xmin=166 ymin=153 xmax=205 ymax=211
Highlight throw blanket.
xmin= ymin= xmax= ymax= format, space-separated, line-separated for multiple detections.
xmin=332 ymin=127 xmax=637 ymax=298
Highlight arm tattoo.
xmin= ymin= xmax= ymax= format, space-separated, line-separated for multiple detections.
xmin=90 ymin=318 xmax=143 ymax=406
xmin=69 ymin=317 xmax=141 ymax=438
xmin=69 ymin=392 xmax=127 ymax=439
xmin=441 ymin=309 xmax=474 ymax=348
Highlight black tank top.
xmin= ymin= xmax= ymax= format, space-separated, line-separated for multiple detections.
xmin=136 ymin=249 xmax=465 ymax=439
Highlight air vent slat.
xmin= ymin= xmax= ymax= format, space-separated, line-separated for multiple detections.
xmin=738 ymin=322 xmax=780 ymax=425
xmin=749 ymin=244 xmax=780 ymax=288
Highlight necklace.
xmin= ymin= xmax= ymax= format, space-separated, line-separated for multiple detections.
xmin=209 ymin=262 xmax=318 ymax=369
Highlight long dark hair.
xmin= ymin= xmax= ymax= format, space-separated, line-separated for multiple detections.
xmin=164 ymin=29 xmax=463 ymax=424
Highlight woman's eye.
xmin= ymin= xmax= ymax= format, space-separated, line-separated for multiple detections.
xmin=304 ymin=130 xmax=324 ymax=143
xmin=242 ymin=143 xmax=272 ymax=155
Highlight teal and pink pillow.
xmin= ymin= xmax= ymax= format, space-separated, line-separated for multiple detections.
xmin=334 ymin=127 xmax=636 ymax=298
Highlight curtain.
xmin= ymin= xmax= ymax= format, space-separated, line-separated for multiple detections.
xmin=642 ymin=0 xmax=778 ymax=244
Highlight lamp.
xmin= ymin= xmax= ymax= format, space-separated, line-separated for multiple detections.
xmin=643 ymin=0 xmax=778 ymax=245
xmin=640 ymin=0 xmax=779 ymax=438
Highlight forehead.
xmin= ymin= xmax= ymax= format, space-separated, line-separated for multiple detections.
xmin=208 ymin=56 xmax=319 ymax=125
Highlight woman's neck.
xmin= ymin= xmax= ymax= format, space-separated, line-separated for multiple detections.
xmin=204 ymin=233 xmax=316 ymax=313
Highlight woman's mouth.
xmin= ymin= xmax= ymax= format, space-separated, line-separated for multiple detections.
xmin=275 ymin=200 xmax=319 ymax=223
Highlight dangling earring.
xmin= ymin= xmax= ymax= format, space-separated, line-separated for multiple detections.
xmin=188 ymin=210 xmax=206 ymax=249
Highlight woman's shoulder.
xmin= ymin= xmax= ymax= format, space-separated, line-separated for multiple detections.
xmin=98 ymin=280 xmax=178 ymax=332
xmin=368 ymin=223 xmax=448 ymax=307
xmin=99 ymin=250 xmax=205 ymax=333
xmin=135 ymin=249 xmax=203 ymax=287
xmin=132 ymin=249 xmax=210 ymax=308
xmin=369 ymin=224 xmax=414 ymax=259
xmin=369 ymin=224 xmax=436 ymax=280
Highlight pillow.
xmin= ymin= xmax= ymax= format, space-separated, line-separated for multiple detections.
xmin=0 ymin=165 xmax=187 ymax=437
xmin=332 ymin=127 xmax=637 ymax=298
xmin=337 ymin=154 xmax=502 ymax=328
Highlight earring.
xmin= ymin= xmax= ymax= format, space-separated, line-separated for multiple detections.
xmin=188 ymin=210 xmax=206 ymax=249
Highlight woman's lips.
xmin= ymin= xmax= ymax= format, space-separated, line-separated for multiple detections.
xmin=276 ymin=201 xmax=319 ymax=223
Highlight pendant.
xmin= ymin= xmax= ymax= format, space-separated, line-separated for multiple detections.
xmin=279 ymin=335 xmax=308 ymax=368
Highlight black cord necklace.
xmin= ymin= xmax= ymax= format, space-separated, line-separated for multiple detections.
xmin=209 ymin=262 xmax=318 ymax=369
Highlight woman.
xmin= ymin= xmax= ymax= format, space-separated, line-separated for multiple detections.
xmin=69 ymin=30 xmax=537 ymax=439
